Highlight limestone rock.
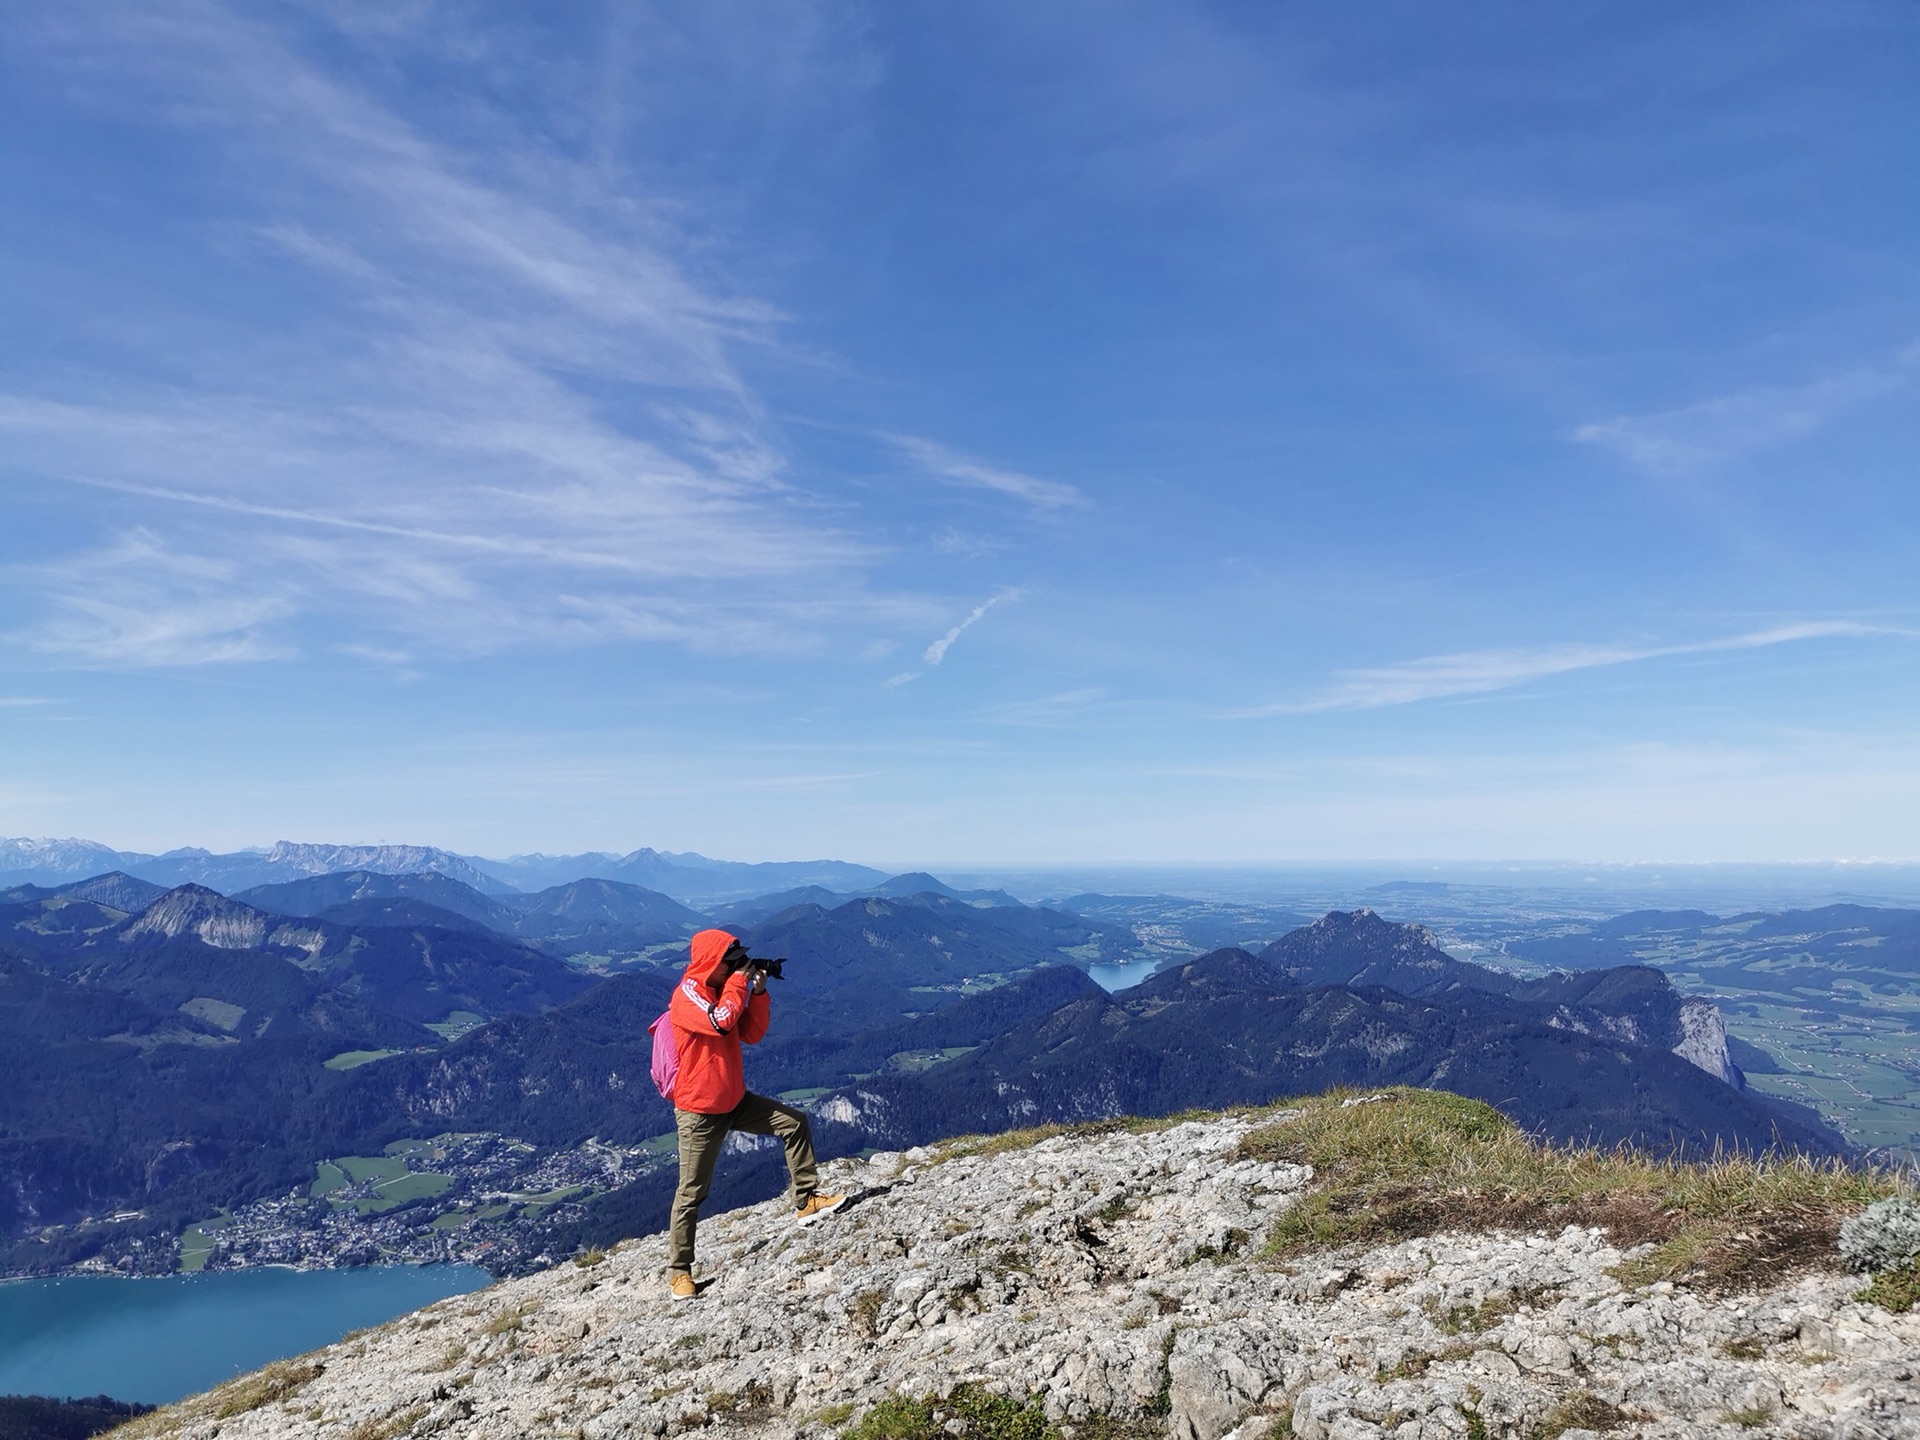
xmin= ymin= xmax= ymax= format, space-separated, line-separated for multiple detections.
xmin=140 ymin=1115 xmax=1920 ymax=1440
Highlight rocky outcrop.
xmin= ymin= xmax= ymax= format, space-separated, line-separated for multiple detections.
xmin=121 ymin=886 xmax=274 ymax=950
xmin=1672 ymin=997 xmax=1743 ymax=1088
xmin=137 ymin=1113 xmax=1919 ymax=1440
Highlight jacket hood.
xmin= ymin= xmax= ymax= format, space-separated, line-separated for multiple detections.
xmin=685 ymin=928 xmax=740 ymax=989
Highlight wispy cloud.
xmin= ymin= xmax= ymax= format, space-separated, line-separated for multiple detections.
xmin=0 ymin=8 xmax=936 ymax=667
xmin=925 ymin=592 xmax=1013 ymax=665
xmin=1227 ymin=621 xmax=1898 ymax=716
xmin=982 ymin=687 xmax=1108 ymax=726
xmin=885 ymin=435 xmax=1086 ymax=513
xmin=880 ymin=590 xmax=1020 ymax=688
xmin=21 ymin=529 xmax=299 ymax=667
xmin=1574 ymin=348 xmax=1918 ymax=473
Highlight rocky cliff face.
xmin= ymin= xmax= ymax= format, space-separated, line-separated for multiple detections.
xmin=1672 ymin=997 xmax=1743 ymax=1088
xmin=126 ymin=1110 xmax=1919 ymax=1440
xmin=119 ymin=885 xmax=330 ymax=958
xmin=120 ymin=886 xmax=273 ymax=950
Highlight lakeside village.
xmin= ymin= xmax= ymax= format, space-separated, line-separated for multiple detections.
xmin=13 ymin=1130 xmax=732 ymax=1280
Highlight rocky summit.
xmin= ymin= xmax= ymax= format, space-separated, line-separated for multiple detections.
xmin=123 ymin=1111 xmax=1919 ymax=1440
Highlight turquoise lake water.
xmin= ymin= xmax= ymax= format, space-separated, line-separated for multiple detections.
xmin=0 ymin=1265 xmax=490 ymax=1405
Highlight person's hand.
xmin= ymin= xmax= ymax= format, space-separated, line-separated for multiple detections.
xmin=748 ymin=970 xmax=767 ymax=995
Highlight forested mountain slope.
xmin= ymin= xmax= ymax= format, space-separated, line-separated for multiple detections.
xmin=816 ymin=945 xmax=1843 ymax=1157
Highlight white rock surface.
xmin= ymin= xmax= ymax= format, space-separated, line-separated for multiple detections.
xmin=137 ymin=1115 xmax=1920 ymax=1440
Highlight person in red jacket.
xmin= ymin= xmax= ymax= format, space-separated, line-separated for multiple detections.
xmin=666 ymin=928 xmax=843 ymax=1300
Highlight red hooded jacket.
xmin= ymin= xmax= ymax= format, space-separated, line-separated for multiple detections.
xmin=668 ymin=928 xmax=771 ymax=1114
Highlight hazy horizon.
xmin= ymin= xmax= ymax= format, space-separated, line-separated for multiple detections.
xmin=15 ymin=834 xmax=1920 ymax=915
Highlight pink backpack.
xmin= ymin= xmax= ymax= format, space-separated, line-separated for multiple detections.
xmin=648 ymin=1007 xmax=678 ymax=1102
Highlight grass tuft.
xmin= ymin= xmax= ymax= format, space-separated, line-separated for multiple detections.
xmin=853 ymin=1289 xmax=888 ymax=1338
xmin=345 ymin=1403 xmax=429 ymax=1440
xmin=1239 ymin=1088 xmax=1907 ymax=1292
xmin=209 ymin=1360 xmax=326 ymax=1419
xmin=843 ymin=1387 xmax=1156 ymax=1440
xmin=1858 ymin=1258 xmax=1920 ymax=1313
xmin=482 ymin=1305 xmax=530 ymax=1337
xmin=1534 ymin=1391 xmax=1625 ymax=1438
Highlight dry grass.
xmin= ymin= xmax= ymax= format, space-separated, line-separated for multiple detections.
xmin=102 ymin=1357 xmax=326 ymax=1437
xmin=1535 ymin=1391 xmax=1626 ymax=1438
xmin=209 ymin=1360 xmax=326 ymax=1419
xmin=345 ymin=1403 xmax=428 ymax=1440
xmin=482 ymin=1303 xmax=533 ymax=1337
xmin=853 ymin=1288 xmax=888 ymax=1337
xmin=100 ymin=1411 xmax=183 ymax=1440
xmin=1238 ymin=1088 xmax=1908 ymax=1292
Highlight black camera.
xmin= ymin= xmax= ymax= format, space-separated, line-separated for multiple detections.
xmin=748 ymin=955 xmax=787 ymax=981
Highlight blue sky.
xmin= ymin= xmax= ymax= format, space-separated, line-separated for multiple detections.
xmin=2 ymin=1 xmax=1917 ymax=865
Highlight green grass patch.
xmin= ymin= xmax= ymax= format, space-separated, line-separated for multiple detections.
xmin=177 ymin=1216 xmax=232 ymax=1273
xmin=1239 ymin=1087 xmax=1908 ymax=1292
xmin=843 ymin=1386 xmax=1155 ymax=1440
xmin=884 ymin=1046 xmax=979 ymax=1074
xmin=310 ymin=1162 xmax=350 ymax=1200
xmin=430 ymin=1210 xmax=473 ymax=1231
xmin=323 ymin=1049 xmax=402 ymax=1071
xmin=337 ymin=1154 xmax=410 ymax=1185
xmin=778 ymin=1087 xmax=833 ymax=1105
xmin=514 ymin=1184 xmax=586 ymax=1204
xmin=1859 ymin=1258 xmax=1920 ymax=1313
xmin=352 ymin=1172 xmax=452 ymax=1215
xmin=473 ymin=1203 xmax=514 ymax=1222
xmin=424 ymin=1010 xmax=487 ymax=1041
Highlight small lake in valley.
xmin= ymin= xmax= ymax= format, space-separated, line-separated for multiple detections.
xmin=1087 ymin=957 xmax=1171 ymax=992
xmin=0 ymin=1264 xmax=490 ymax=1405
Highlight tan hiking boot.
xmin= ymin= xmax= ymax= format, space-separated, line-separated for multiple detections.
xmin=795 ymin=1192 xmax=846 ymax=1226
xmin=669 ymin=1271 xmax=697 ymax=1302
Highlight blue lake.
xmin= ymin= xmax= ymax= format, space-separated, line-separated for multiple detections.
xmin=0 ymin=1265 xmax=490 ymax=1405
xmin=1087 ymin=958 xmax=1170 ymax=992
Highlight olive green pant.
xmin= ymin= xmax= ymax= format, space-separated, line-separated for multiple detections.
xmin=669 ymin=1092 xmax=817 ymax=1273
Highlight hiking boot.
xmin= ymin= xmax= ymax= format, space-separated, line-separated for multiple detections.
xmin=669 ymin=1271 xmax=697 ymax=1302
xmin=795 ymin=1192 xmax=846 ymax=1226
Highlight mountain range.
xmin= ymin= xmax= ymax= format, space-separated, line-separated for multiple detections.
xmin=234 ymin=870 xmax=709 ymax=963
xmin=0 ymin=837 xmax=891 ymax=905
xmin=0 ymin=861 xmax=1854 ymax=1278
xmin=809 ymin=914 xmax=1835 ymax=1160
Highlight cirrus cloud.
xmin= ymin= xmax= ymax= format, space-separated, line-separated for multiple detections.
xmin=1225 ymin=620 xmax=1903 ymax=716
